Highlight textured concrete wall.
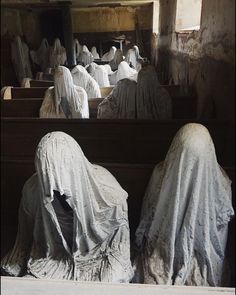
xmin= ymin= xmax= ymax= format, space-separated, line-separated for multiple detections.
xmin=72 ymin=5 xmax=152 ymax=33
xmin=156 ymin=0 xmax=235 ymax=119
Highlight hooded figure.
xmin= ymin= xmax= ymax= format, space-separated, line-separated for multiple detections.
xmin=11 ymin=35 xmax=33 ymax=85
xmin=87 ymin=63 xmax=110 ymax=88
xmin=40 ymin=66 xmax=89 ymax=118
xmin=91 ymin=46 xmax=100 ymax=59
xmin=78 ymin=45 xmax=94 ymax=66
xmin=133 ymin=123 xmax=234 ymax=286
xmin=1 ymin=131 xmax=134 ymax=282
xmin=97 ymin=78 xmax=136 ymax=119
xmin=30 ymin=38 xmax=50 ymax=72
xmin=101 ymin=46 xmax=117 ymax=62
xmin=73 ymin=39 xmax=82 ymax=63
xmin=71 ymin=65 xmax=101 ymax=99
xmin=49 ymin=38 xmax=67 ymax=68
xmin=103 ymin=64 xmax=114 ymax=76
xmin=109 ymin=61 xmax=137 ymax=85
xmin=125 ymin=45 xmax=143 ymax=71
xmin=136 ymin=65 xmax=172 ymax=119
xmin=109 ymin=49 xmax=124 ymax=71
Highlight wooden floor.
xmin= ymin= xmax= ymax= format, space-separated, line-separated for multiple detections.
xmin=1 ymin=277 xmax=234 ymax=295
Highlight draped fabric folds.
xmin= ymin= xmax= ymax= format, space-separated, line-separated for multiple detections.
xmin=109 ymin=49 xmax=124 ymax=71
xmin=136 ymin=65 xmax=172 ymax=119
xmin=40 ymin=66 xmax=89 ymax=118
xmin=87 ymin=63 xmax=110 ymax=87
xmin=101 ymin=46 xmax=117 ymax=62
xmin=11 ymin=35 xmax=33 ymax=85
xmin=78 ymin=45 xmax=94 ymax=66
xmin=1 ymin=132 xmax=133 ymax=282
xmin=49 ymin=38 xmax=67 ymax=68
xmin=97 ymin=78 xmax=136 ymax=119
xmin=71 ymin=65 xmax=101 ymax=99
xmin=30 ymin=38 xmax=50 ymax=71
xmin=91 ymin=46 xmax=100 ymax=59
xmin=125 ymin=45 xmax=143 ymax=71
xmin=133 ymin=123 xmax=234 ymax=286
xmin=73 ymin=39 xmax=82 ymax=63
xmin=109 ymin=61 xmax=137 ymax=85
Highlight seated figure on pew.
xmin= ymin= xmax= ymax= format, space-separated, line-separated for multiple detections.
xmin=101 ymin=46 xmax=117 ymax=62
xmin=97 ymin=78 xmax=136 ymax=119
xmin=133 ymin=123 xmax=234 ymax=286
xmin=40 ymin=66 xmax=89 ymax=118
xmin=109 ymin=61 xmax=137 ymax=86
xmin=136 ymin=65 xmax=172 ymax=119
xmin=49 ymin=38 xmax=67 ymax=68
xmin=73 ymin=39 xmax=82 ymax=63
xmin=87 ymin=63 xmax=110 ymax=88
xmin=109 ymin=49 xmax=124 ymax=71
xmin=91 ymin=46 xmax=100 ymax=59
xmin=30 ymin=38 xmax=51 ymax=72
xmin=78 ymin=45 xmax=94 ymax=67
xmin=125 ymin=45 xmax=144 ymax=72
xmin=1 ymin=131 xmax=134 ymax=282
xmin=71 ymin=65 xmax=101 ymax=99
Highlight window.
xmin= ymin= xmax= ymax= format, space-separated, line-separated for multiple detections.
xmin=175 ymin=0 xmax=202 ymax=32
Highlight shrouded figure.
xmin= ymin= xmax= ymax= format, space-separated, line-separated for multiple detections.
xmin=30 ymin=38 xmax=50 ymax=72
xmin=87 ymin=63 xmax=110 ymax=88
xmin=91 ymin=46 xmax=100 ymax=59
xmin=40 ymin=66 xmax=89 ymax=118
xmin=71 ymin=65 xmax=101 ymax=99
xmin=109 ymin=61 xmax=137 ymax=85
xmin=101 ymin=46 xmax=117 ymax=62
xmin=125 ymin=45 xmax=143 ymax=71
xmin=73 ymin=39 xmax=82 ymax=63
xmin=109 ymin=49 xmax=124 ymax=71
xmin=1 ymin=132 xmax=134 ymax=282
xmin=136 ymin=65 xmax=172 ymax=119
xmin=78 ymin=45 xmax=94 ymax=66
xmin=133 ymin=123 xmax=234 ymax=286
xmin=97 ymin=78 xmax=136 ymax=119
xmin=49 ymin=38 xmax=67 ymax=68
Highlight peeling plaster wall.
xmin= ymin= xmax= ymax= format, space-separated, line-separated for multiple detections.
xmin=157 ymin=0 xmax=235 ymax=119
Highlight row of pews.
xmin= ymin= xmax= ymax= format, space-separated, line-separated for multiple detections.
xmin=1 ymin=82 xmax=235 ymax=286
xmin=1 ymin=84 xmax=197 ymax=119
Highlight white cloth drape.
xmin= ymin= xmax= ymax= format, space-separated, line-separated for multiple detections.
xmin=1 ymin=132 xmax=133 ymax=282
xmin=109 ymin=61 xmax=137 ymax=85
xmin=73 ymin=39 xmax=82 ymax=63
xmin=91 ymin=46 xmax=100 ymax=59
xmin=87 ymin=63 xmax=110 ymax=87
xmin=136 ymin=65 xmax=172 ymax=119
xmin=109 ymin=49 xmax=124 ymax=71
xmin=71 ymin=65 xmax=101 ymax=99
xmin=101 ymin=46 xmax=117 ymax=62
xmin=30 ymin=38 xmax=50 ymax=71
xmin=78 ymin=45 xmax=94 ymax=66
xmin=133 ymin=123 xmax=234 ymax=286
xmin=97 ymin=78 xmax=136 ymax=119
xmin=125 ymin=45 xmax=143 ymax=71
xmin=40 ymin=66 xmax=89 ymax=118
xmin=11 ymin=36 xmax=33 ymax=85
xmin=49 ymin=38 xmax=67 ymax=68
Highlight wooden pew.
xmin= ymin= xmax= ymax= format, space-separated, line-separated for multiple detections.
xmin=2 ymin=118 xmax=234 ymax=166
xmin=1 ymin=87 xmax=49 ymax=99
xmin=29 ymin=79 xmax=54 ymax=87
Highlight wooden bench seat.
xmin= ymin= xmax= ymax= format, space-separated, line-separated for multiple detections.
xmin=29 ymin=79 xmax=54 ymax=87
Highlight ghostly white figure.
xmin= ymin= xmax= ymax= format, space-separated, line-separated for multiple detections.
xmin=133 ymin=123 xmax=235 ymax=286
xmin=1 ymin=131 xmax=134 ymax=282
xmin=49 ymin=38 xmax=67 ymax=68
xmin=30 ymin=38 xmax=50 ymax=71
xmin=78 ymin=45 xmax=94 ymax=66
xmin=101 ymin=46 xmax=117 ymax=62
xmin=91 ymin=46 xmax=100 ymax=59
xmin=136 ymin=65 xmax=172 ymax=119
xmin=109 ymin=49 xmax=124 ymax=71
xmin=125 ymin=45 xmax=143 ymax=71
xmin=71 ymin=65 xmax=101 ymax=99
xmin=97 ymin=78 xmax=136 ymax=119
xmin=109 ymin=61 xmax=137 ymax=85
xmin=73 ymin=39 xmax=82 ymax=63
xmin=87 ymin=63 xmax=110 ymax=88
xmin=11 ymin=36 xmax=33 ymax=85
xmin=40 ymin=66 xmax=89 ymax=118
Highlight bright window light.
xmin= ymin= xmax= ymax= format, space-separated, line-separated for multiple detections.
xmin=175 ymin=0 xmax=202 ymax=32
